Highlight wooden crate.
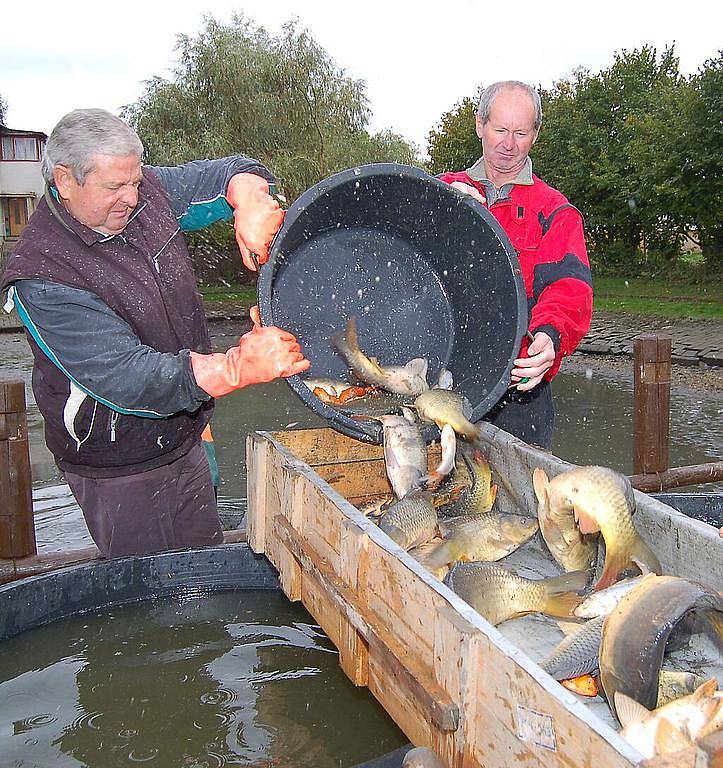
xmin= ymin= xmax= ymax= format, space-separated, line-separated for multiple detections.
xmin=246 ymin=424 xmax=723 ymax=768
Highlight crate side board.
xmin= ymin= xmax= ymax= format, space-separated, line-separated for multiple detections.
xmin=476 ymin=423 xmax=722 ymax=587
xmin=247 ymin=429 xmax=655 ymax=768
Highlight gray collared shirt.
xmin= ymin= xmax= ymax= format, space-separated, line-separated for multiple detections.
xmin=466 ymin=156 xmax=534 ymax=205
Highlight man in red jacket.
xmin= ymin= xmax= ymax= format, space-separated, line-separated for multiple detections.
xmin=438 ymin=81 xmax=593 ymax=448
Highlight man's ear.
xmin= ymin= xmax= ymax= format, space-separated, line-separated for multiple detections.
xmin=53 ymin=165 xmax=76 ymax=197
xmin=531 ymin=126 xmax=541 ymax=146
xmin=475 ymin=114 xmax=484 ymax=139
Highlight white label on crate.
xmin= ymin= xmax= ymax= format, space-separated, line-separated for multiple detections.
xmin=515 ymin=704 xmax=557 ymax=751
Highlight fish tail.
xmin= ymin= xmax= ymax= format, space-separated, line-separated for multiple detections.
xmin=542 ymin=570 xmax=589 ymax=617
xmin=464 ymin=421 xmax=481 ymax=441
xmin=630 ymin=539 xmax=662 ymax=577
xmin=426 ymin=541 xmax=458 ymax=569
xmin=593 ymin=554 xmax=630 ymax=591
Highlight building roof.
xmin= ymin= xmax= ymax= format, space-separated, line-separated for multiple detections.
xmin=0 ymin=124 xmax=47 ymax=139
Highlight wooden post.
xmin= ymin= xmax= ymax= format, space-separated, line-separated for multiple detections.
xmin=633 ymin=334 xmax=671 ymax=476
xmin=0 ymin=380 xmax=37 ymax=558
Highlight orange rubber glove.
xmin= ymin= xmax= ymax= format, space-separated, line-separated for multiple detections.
xmin=190 ymin=307 xmax=310 ymax=397
xmin=226 ymin=173 xmax=285 ymax=272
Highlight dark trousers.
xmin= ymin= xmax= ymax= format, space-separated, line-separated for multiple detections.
xmin=64 ymin=442 xmax=224 ymax=558
xmin=483 ymin=380 xmax=555 ymax=449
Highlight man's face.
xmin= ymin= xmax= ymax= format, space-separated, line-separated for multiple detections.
xmin=476 ymin=87 xmax=539 ymax=178
xmin=54 ymin=154 xmax=142 ymax=235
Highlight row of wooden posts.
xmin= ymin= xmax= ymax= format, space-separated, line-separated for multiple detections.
xmin=1 ymin=333 xmax=722 ymax=579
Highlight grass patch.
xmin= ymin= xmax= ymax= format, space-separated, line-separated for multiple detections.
xmin=197 ymin=280 xmax=722 ymax=320
xmin=594 ymin=277 xmax=722 ymax=320
xmin=200 ymin=284 xmax=257 ymax=303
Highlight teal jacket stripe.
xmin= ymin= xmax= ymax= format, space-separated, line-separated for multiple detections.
xmin=10 ymin=287 xmax=167 ymax=419
xmin=178 ymin=196 xmax=234 ymax=232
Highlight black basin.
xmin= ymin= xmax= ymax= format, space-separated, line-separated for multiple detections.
xmin=258 ymin=163 xmax=526 ymax=444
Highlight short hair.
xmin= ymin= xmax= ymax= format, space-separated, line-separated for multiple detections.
xmin=477 ymin=81 xmax=543 ymax=130
xmin=41 ymin=108 xmax=143 ymax=185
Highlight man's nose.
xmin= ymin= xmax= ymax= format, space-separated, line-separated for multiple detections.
xmin=502 ymin=132 xmax=515 ymax=150
xmin=120 ymin=185 xmax=139 ymax=208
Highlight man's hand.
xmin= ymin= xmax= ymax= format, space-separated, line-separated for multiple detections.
xmin=226 ymin=173 xmax=284 ymax=272
xmin=190 ymin=307 xmax=309 ymax=398
xmin=510 ymin=332 xmax=556 ymax=391
xmin=449 ymin=181 xmax=487 ymax=206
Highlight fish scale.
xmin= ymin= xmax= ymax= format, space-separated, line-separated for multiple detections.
xmin=379 ymin=490 xmax=438 ymax=550
xmin=541 ymin=615 xmax=605 ymax=679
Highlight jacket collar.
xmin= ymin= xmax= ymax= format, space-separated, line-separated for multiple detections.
xmin=466 ymin=156 xmax=534 ymax=187
xmin=45 ymin=183 xmax=148 ymax=246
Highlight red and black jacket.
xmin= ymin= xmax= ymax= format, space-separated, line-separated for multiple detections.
xmin=438 ymin=169 xmax=593 ymax=380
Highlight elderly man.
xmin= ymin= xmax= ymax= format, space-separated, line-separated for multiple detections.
xmin=438 ymin=81 xmax=593 ymax=448
xmin=1 ymin=108 xmax=309 ymax=557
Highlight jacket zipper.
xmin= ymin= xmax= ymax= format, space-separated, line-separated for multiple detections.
xmin=110 ymin=411 xmax=119 ymax=442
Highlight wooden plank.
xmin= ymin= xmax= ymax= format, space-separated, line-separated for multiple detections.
xmin=469 ymin=628 xmax=635 ymax=768
xmin=246 ymin=433 xmax=269 ymax=554
xmin=272 ymin=465 xmax=306 ymax=601
xmin=433 ymin=606 xmax=481 ymax=768
xmin=272 ymin=427 xmax=385 ymax=465
xmin=363 ymin=541 xmax=443 ymax=659
xmin=274 ymin=515 xmax=459 ymax=734
xmin=338 ymin=520 xmax=371 ymax=685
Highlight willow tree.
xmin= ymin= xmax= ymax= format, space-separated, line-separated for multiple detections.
xmin=123 ymin=14 xmax=417 ymax=283
xmin=124 ymin=14 xmax=418 ymax=201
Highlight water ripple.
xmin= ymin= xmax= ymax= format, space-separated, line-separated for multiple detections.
xmin=199 ymin=688 xmax=237 ymax=707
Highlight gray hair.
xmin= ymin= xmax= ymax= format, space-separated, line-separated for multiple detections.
xmin=41 ymin=108 xmax=143 ymax=184
xmin=477 ymin=81 xmax=543 ymax=130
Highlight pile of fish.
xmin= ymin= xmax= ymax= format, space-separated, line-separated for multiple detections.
xmin=303 ymin=315 xmax=722 ymax=760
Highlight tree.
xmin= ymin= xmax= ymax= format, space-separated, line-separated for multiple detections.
xmin=0 ymin=93 xmax=7 ymax=125
xmin=124 ymin=14 xmax=418 ymax=283
xmin=426 ymin=96 xmax=480 ymax=175
xmin=679 ymin=52 xmax=723 ymax=273
xmin=535 ymin=46 xmax=688 ymax=274
xmin=125 ymin=14 xmax=417 ymax=200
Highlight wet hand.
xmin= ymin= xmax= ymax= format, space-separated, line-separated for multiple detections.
xmin=450 ymin=181 xmax=486 ymax=206
xmin=239 ymin=306 xmax=310 ymax=381
xmin=510 ymin=332 xmax=555 ymax=391
xmin=226 ymin=173 xmax=285 ymax=272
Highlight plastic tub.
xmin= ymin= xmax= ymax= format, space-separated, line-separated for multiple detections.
xmin=257 ymin=163 xmax=526 ymax=444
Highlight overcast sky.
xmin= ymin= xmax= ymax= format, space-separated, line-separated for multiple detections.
xmin=2 ymin=0 xmax=720 ymax=152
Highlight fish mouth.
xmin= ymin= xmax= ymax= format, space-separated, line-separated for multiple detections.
xmin=573 ymin=507 xmax=600 ymax=535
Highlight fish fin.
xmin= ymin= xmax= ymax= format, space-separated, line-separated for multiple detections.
xmin=345 ymin=316 xmax=360 ymax=349
xmin=489 ymin=483 xmax=498 ymax=507
xmin=463 ymin=421 xmax=481 ymax=441
xmin=561 ymin=674 xmax=598 ymax=697
xmin=614 ymin=691 xmax=651 ymax=728
xmin=425 ymin=541 xmax=457 ymax=569
xmin=406 ymin=357 xmax=429 ymax=378
xmin=630 ymin=540 xmax=662 ymax=577
xmin=542 ymin=570 xmax=589 ymax=617
xmin=401 ymin=407 xmax=417 ymax=423
xmin=691 ymin=678 xmax=719 ymax=703
xmin=532 ymin=467 xmax=550 ymax=506
xmin=654 ymin=717 xmax=694 ymax=755
xmin=593 ymin=550 xmax=633 ymax=591
xmin=436 ymin=368 xmax=454 ymax=390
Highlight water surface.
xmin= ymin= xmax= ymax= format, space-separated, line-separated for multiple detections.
xmin=0 ymin=591 xmax=406 ymax=767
